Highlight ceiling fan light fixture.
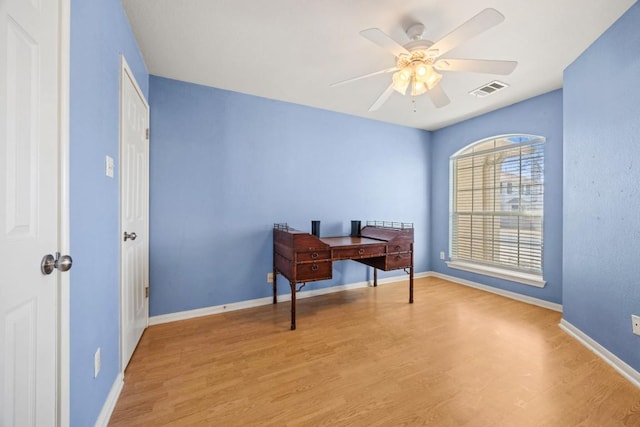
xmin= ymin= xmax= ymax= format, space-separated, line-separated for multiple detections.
xmin=336 ymin=8 xmax=515 ymax=111
xmin=425 ymin=68 xmax=442 ymax=90
xmin=415 ymin=63 xmax=428 ymax=77
xmin=399 ymin=67 xmax=411 ymax=80
xmin=413 ymin=63 xmax=442 ymax=90
xmin=411 ymin=79 xmax=428 ymax=96
xmin=392 ymin=71 xmax=410 ymax=94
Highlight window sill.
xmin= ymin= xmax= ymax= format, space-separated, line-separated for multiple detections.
xmin=445 ymin=260 xmax=546 ymax=288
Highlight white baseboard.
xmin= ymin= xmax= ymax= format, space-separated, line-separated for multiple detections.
xmin=149 ymin=271 xmax=430 ymax=326
xmin=149 ymin=295 xmax=274 ymax=325
xmin=426 ymin=271 xmax=562 ymax=312
xmin=94 ymin=372 xmax=124 ymax=427
xmin=559 ymin=319 xmax=640 ymax=389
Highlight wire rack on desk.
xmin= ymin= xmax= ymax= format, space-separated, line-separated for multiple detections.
xmin=366 ymin=221 xmax=413 ymax=230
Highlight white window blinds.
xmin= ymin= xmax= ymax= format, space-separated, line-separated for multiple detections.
xmin=451 ymin=135 xmax=545 ymax=275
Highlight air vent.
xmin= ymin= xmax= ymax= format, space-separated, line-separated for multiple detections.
xmin=469 ymin=80 xmax=509 ymax=98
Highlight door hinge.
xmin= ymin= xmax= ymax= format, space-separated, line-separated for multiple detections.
xmin=145 ymin=286 xmax=149 ymax=298
xmin=145 ymin=128 xmax=149 ymax=140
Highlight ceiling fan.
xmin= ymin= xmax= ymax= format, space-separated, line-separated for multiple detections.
xmin=331 ymin=8 xmax=517 ymax=111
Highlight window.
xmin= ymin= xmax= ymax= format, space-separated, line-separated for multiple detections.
xmin=447 ymin=134 xmax=546 ymax=287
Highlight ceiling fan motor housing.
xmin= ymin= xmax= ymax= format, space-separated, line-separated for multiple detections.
xmin=402 ymin=39 xmax=436 ymax=61
xmin=403 ymin=23 xmax=436 ymax=58
xmin=406 ymin=23 xmax=425 ymax=40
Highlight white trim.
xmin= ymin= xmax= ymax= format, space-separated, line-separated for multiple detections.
xmin=427 ymin=271 xmax=561 ymax=312
xmin=93 ymin=373 xmax=124 ymax=427
xmin=119 ymin=55 xmax=149 ymax=110
xmin=58 ymin=0 xmax=71 ymax=424
xmin=446 ymin=260 xmax=546 ymax=288
xmin=559 ymin=319 xmax=640 ymax=389
xmin=149 ymin=272 xmax=430 ymax=326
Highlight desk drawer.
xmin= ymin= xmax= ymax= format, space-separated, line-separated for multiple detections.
xmin=386 ymin=252 xmax=412 ymax=270
xmin=297 ymin=250 xmax=331 ymax=262
xmin=332 ymin=244 xmax=386 ymax=260
xmin=387 ymin=242 xmax=411 ymax=253
xmin=296 ymin=261 xmax=332 ymax=282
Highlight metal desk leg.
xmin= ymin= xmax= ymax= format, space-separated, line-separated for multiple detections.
xmin=290 ymin=282 xmax=297 ymax=330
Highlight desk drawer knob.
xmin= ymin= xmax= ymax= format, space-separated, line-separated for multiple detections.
xmin=358 ymin=248 xmax=365 ymax=255
xmin=311 ymin=252 xmax=318 ymax=259
xmin=311 ymin=264 xmax=319 ymax=271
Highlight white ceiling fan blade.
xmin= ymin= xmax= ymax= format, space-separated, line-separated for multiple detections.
xmin=428 ymin=8 xmax=505 ymax=58
xmin=369 ymin=83 xmax=395 ymax=112
xmin=434 ymin=59 xmax=517 ymax=75
xmin=360 ymin=28 xmax=410 ymax=58
xmin=427 ymin=85 xmax=450 ymax=108
xmin=330 ymin=67 xmax=399 ymax=87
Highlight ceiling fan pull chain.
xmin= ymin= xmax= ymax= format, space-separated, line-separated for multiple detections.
xmin=412 ymin=97 xmax=417 ymax=113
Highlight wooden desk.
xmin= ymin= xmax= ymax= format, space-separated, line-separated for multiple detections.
xmin=273 ymin=222 xmax=414 ymax=330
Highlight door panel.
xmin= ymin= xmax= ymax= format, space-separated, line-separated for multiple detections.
xmin=120 ymin=59 xmax=149 ymax=369
xmin=0 ymin=0 xmax=61 ymax=424
xmin=5 ymin=17 xmax=38 ymax=240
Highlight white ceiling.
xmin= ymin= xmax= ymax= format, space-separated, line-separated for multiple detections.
xmin=122 ymin=0 xmax=636 ymax=131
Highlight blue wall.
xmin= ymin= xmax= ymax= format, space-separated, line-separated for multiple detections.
xmin=148 ymin=76 xmax=430 ymax=316
xmin=563 ymin=3 xmax=640 ymax=371
xmin=69 ymin=0 xmax=148 ymax=425
xmin=65 ymin=1 xmax=640 ymax=421
xmin=429 ymin=90 xmax=564 ymax=304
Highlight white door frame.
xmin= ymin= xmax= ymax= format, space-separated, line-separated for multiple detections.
xmin=119 ymin=55 xmax=150 ymax=372
xmin=59 ymin=0 xmax=71 ymax=424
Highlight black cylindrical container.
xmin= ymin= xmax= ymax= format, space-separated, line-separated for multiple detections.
xmin=311 ymin=220 xmax=320 ymax=237
xmin=351 ymin=220 xmax=361 ymax=237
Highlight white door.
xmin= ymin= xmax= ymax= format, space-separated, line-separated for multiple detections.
xmin=120 ymin=57 xmax=149 ymax=369
xmin=0 ymin=0 xmax=64 ymax=425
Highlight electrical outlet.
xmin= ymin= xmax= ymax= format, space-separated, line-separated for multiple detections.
xmin=440 ymin=251 xmax=445 ymax=260
xmin=94 ymin=347 xmax=101 ymax=378
xmin=267 ymin=272 xmax=274 ymax=283
xmin=632 ymin=315 xmax=640 ymax=336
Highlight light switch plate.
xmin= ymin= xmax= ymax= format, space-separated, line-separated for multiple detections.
xmin=94 ymin=347 xmax=101 ymax=378
xmin=105 ymin=155 xmax=114 ymax=178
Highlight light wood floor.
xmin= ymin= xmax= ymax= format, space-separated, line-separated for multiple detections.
xmin=109 ymin=277 xmax=640 ymax=426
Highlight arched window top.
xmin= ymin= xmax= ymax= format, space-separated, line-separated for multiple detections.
xmin=452 ymin=134 xmax=545 ymax=159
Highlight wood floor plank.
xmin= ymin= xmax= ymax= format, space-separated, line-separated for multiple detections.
xmin=109 ymin=277 xmax=640 ymax=426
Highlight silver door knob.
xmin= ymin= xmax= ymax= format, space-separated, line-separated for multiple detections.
xmin=56 ymin=254 xmax=73 ymax=272
xmin=41 ymin=254 xmax=55 ymax=275
xmin=41 ymin=252 xmax=73 ymax=275
xmin=124 ymin=231 xmax=137 ymax=241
